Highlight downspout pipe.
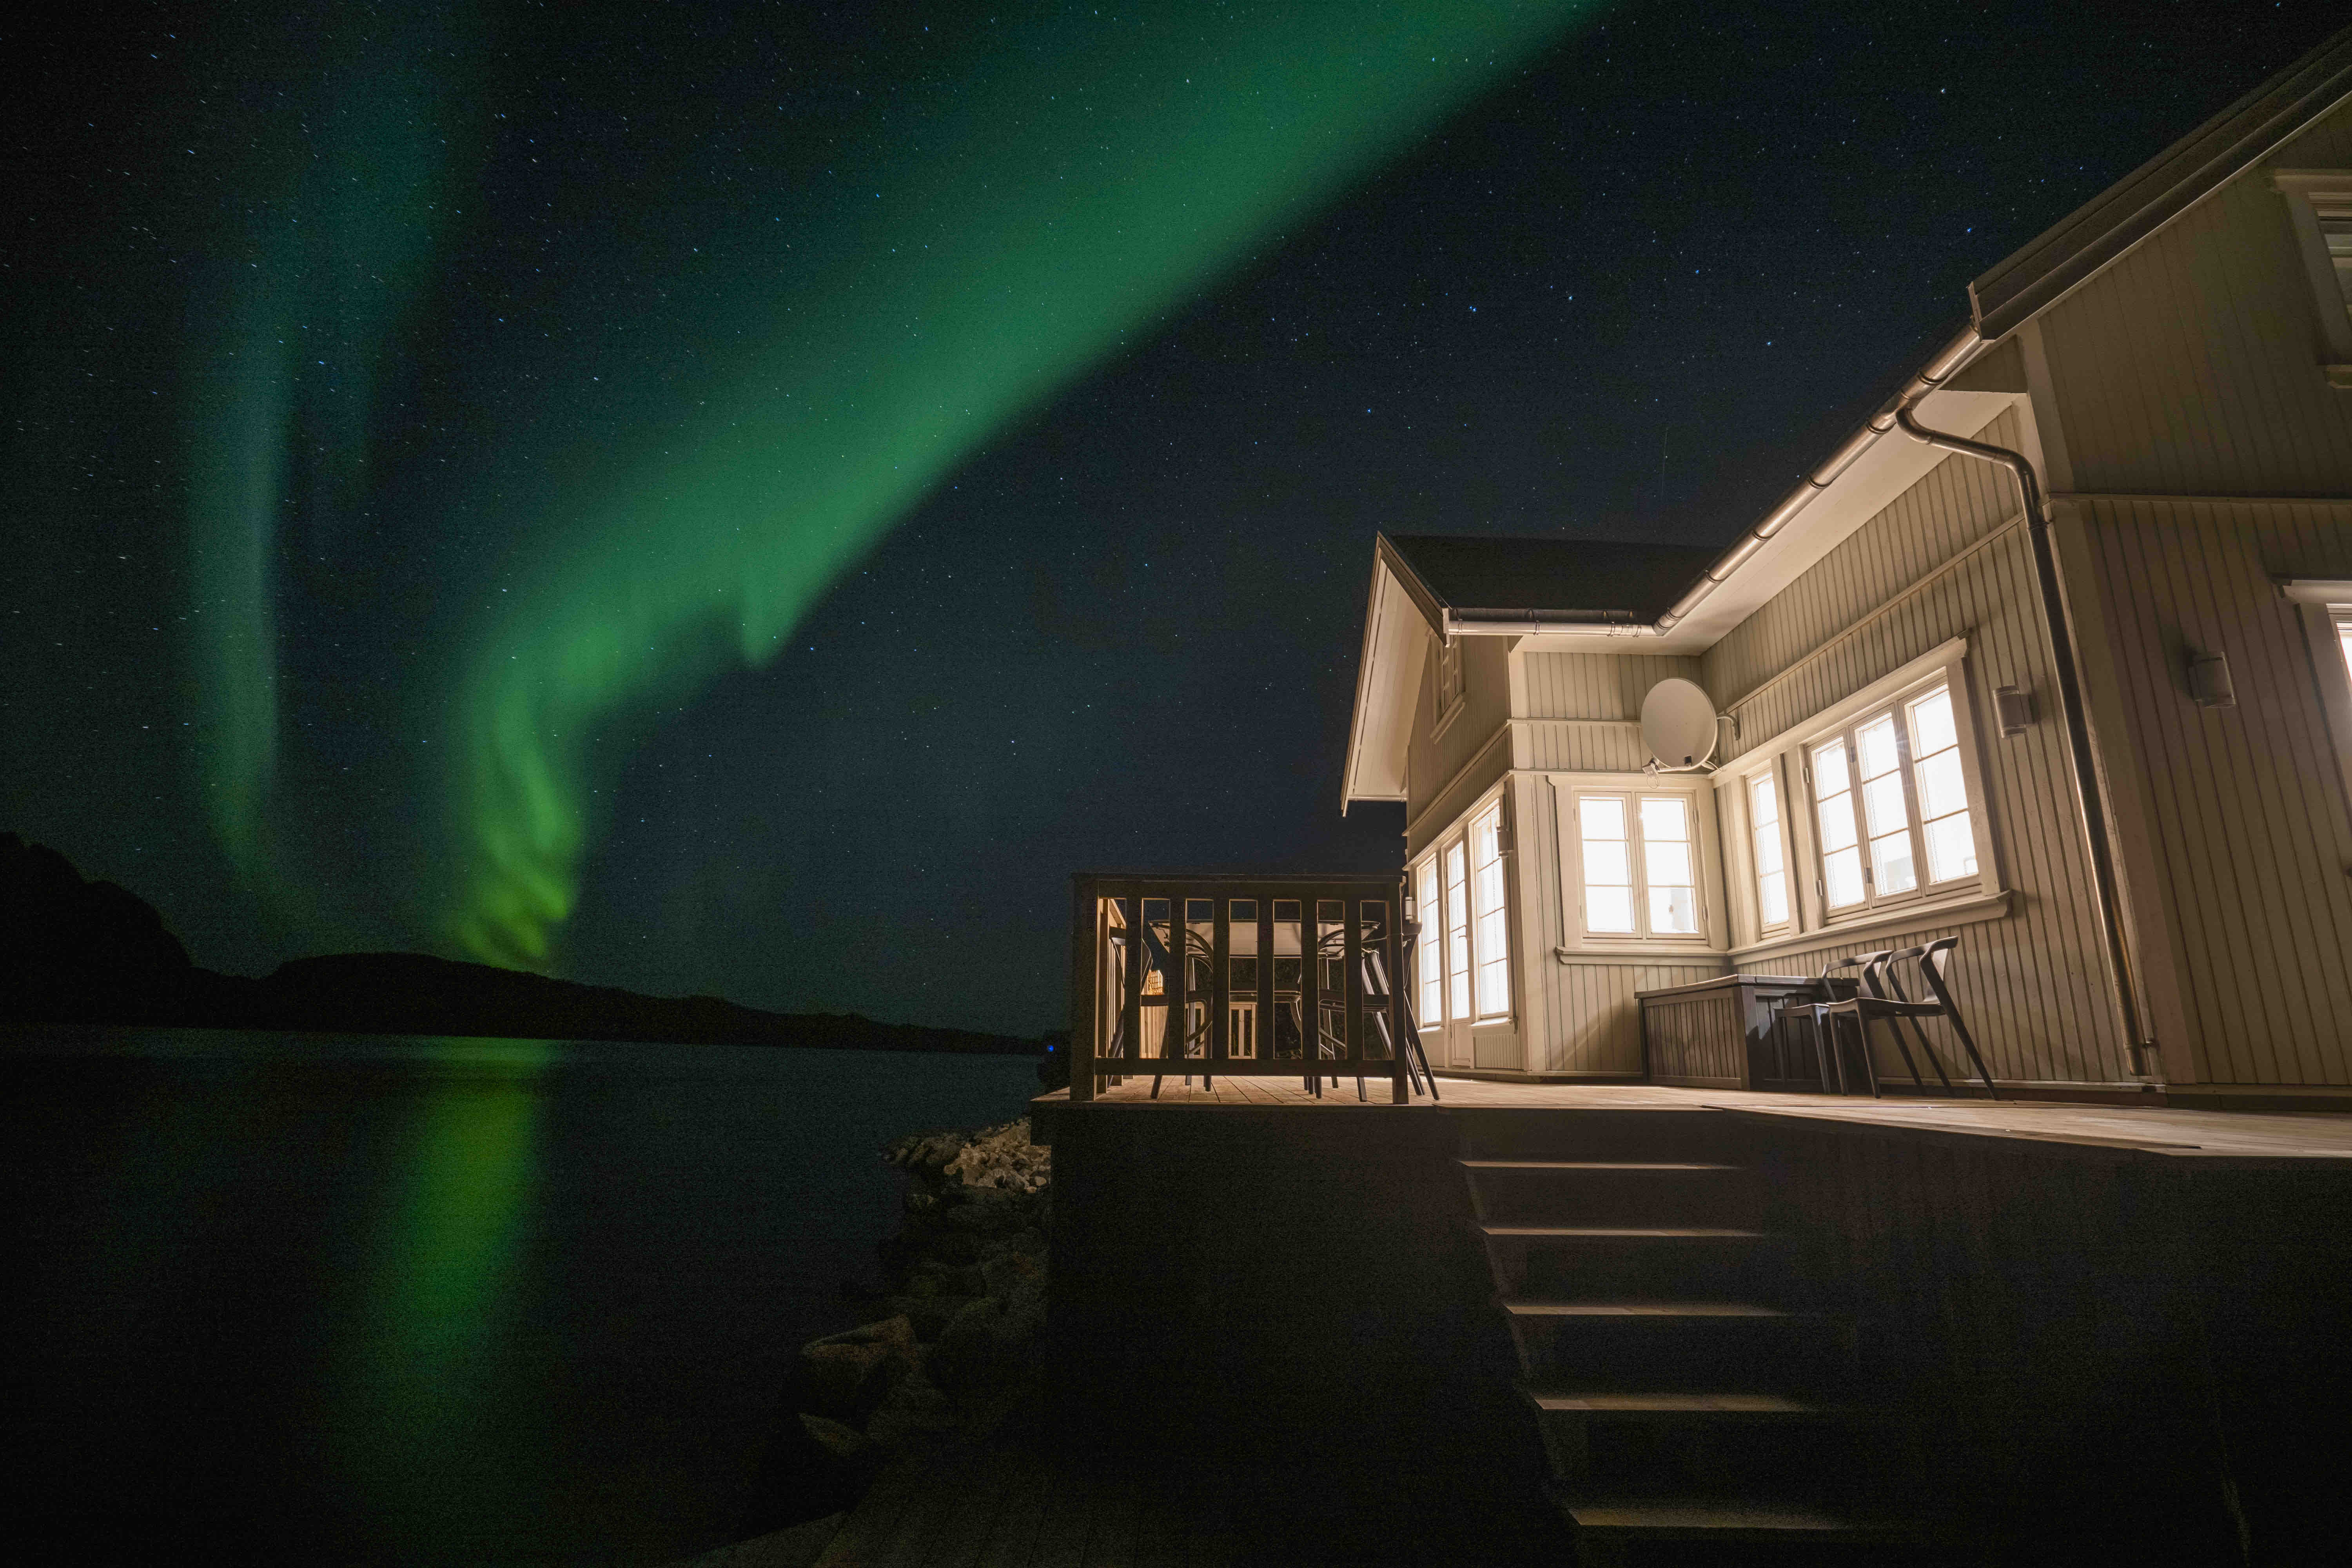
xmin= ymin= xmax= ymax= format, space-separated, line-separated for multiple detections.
xmin=1891 ymin=387 xmax=2156 ymax=1078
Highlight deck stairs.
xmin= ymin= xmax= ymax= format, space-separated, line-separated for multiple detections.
xmin=1457 ymin=1108 xmax=1957 ymax=1566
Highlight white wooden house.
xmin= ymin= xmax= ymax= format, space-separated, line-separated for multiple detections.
xmin=1342 ymin=25 xmax=2352 ymax=1108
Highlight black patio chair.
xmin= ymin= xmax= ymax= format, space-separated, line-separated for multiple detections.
xmin=1771 ymin=951 xmax=1879 ymax=1095
xmin=1817 ymin=937 xmax=1998 ymax=1100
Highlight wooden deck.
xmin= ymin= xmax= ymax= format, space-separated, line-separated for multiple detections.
xmin=809 ymin=1436 xmax=1566 ymax=1568
xmin=1037 ymin=1075 xmax=2352 ymax=1165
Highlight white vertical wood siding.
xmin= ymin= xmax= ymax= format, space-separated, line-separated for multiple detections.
xmin=1698 ymin=405 xmax=2134 ymax=1084
xmin=2076 ymin=499 xmax=2352 ymax=1087
xmin=2036 ymin=100 xmax=2352 ymax=497
xmin=1516 ymin=652 xmax=1702 ymax=774
xmin=1405 ymin=632 xmax=1513 ymax=858
xmin=1510 ymin=770 xmax=1727 ymax=1076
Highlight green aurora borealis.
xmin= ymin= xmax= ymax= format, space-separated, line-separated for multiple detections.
xmin=188 ymin=4 xmax=1592 ymax=968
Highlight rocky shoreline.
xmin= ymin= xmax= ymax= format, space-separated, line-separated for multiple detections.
xmin=786 ymin=1119 xmax=1054 ymax=1510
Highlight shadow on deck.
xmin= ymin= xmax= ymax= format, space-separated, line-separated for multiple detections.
xmin=1022 ymin=1078 xmax=2352 ymax=1566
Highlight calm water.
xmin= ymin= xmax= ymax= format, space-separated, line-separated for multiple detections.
xmin=0 ymin=1026 xmax=1041 ymax=1565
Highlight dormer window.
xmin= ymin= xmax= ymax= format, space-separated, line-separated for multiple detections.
xmin=2269 ymin=170 xmax=2352 ymax=387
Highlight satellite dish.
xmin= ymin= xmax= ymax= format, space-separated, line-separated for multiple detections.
xmin=1640 ymin=678 xmax=1721 ymax=771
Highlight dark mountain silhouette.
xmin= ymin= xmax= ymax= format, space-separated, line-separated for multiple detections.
xmin=0 ymin=833 xmax=1040 ymax=1054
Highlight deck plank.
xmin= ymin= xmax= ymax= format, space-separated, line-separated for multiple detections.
xmin=1042 ymin=1077 xmax=2352 ymax=1162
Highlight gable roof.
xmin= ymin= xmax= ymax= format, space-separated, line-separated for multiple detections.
xmin=1341 ymin=22 xmax=2352 ymax=810
xmin=1971 ymin=22 xmax=2352 ymax=339
xmin=1379 ymin=534 xmax=1721 ymax=633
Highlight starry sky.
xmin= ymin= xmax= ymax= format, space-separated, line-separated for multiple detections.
xmin=6 ymin=0 xmax=2345 ymax=1035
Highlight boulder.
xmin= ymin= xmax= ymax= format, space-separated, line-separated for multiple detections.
xmin=863 ymin=1364 xmax=957 ymax=1446
xmin=797 ymin=1412 xmax=871 ymax=1462
xmin=800 ymin=1314 xmax=915 ymax=1419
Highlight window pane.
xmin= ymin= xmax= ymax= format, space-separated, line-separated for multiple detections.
xmin=1812 ymin=739 xmax=1849 ymax=795
xmin=1471 ymin=808 xmax=1510 ymax=1019
xmin=1587 ymin=886 xmax=1635 ymax=932
xmin=1646 ymin=840 xmax=1693 ymax=887
xmin=1580 ymin=796 xmax=1625 ymax=840
xmin=1445 ymin=842 xmax=1470 ymax=1020
xmin=1915 ymin=750 xmax=1967 ymax=820
xmin=1749 ymin=775 xmax=1784 ymax=928
xmin=1415 ymin=860 xmax=1442 ymax=1024
xmin=1856 ymin=715 xmax=1900 ymax=779
xmin=1818 ymin=794 xmax=1858 ymax=853
xmin=1871 ymin=831 xmax=1917 ymax=894
xmin=1924 ymin=811 xmax=1978 ymax=883
xmin=1650 ymin=886 xmax=1698 ymax=935
xmin=1909 ymin=687 xmax=1957 ymax=754
xmin=1862 ymin=773 xmax=1909 ymax=838
xmin=1638 ymin=796 xmax=1689 ymax=842
xmin=1824 ymin=846 xmax=1866 ymax=908
xmin=1583 ymin=840 xmax=1631 ymax=887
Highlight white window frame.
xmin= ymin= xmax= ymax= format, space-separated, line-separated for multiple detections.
xmin=1713 ymin=638 xmax=2006 ymax=958
xmin=1804 ymin=689 xmax=1980 ymax=917
xmin=1432 ymin=635 xmax=1467 ymax=737
xmin=1551 ymin=774 xmax=1725 ymax=956
xmin=1468 ymin=800 xmax=1513 ymax=1022
xmin=2284 ymin=581 xmax=2352 ymax=817
xmin=1408 ymin=784 xmax=1518 ymax=1058
xmin=2269 ymin=171 xmax=2352 ymax=389
xmin=1743 ymin=762 xmax=1796 ymax=937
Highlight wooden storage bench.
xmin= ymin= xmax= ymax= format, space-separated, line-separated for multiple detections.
xmin=1635 ymin=973 xmax=1822 ymax=1090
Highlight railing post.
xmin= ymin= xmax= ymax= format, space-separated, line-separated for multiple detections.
xmin=1391 ymin=876 xmax=1410 ymax=1104
xmin=1120 ymin=883 xmax=1144 ymax=1090
xmin=1210 ymin=895 xmax=1229 ymax=1067
xmin=1165 ymin=885 xmax=1186 ymax=1068
xmin=1344 ymin=892 xmax=1365 ymax=1083
xmin=1256 ymin=891 xmax=1276 ymax=1072
xmin=1069 ymin=875 xmax=1096 ymax=1103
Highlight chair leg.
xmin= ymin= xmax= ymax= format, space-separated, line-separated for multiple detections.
xmin=1902 ymin=1015 xmax=1957 ymax=1095
xmin=1853 ymin=1015 xmax=1884 ymax=1098
xmin=1809 ymin=1006 xmax=1843 ymax=1094
xmin=1150 ymin=1076 xmax=1162 ymax=1098
xmin=1941 ymin=1009 xmax=2000 ymax=1101
xmin=1874 ymin=1006 xmax=1926 ymax=1093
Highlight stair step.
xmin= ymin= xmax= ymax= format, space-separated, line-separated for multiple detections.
xmin=1460 ymin=1159 xmax=1739 ymax=1171
xmin=1483 ymin=1225 xmax=1766 ymax=1239
xmin=1562 ymin=1494 xmax=1906 ymax=1540
xmin=1504 ymin=1299 xmax=1802 ymax=1318
xmin=1526 ymin=1390 xmax=1831 ymax=1416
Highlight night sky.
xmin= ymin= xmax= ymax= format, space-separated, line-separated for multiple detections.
xmin=7 ymin=0 xmax=2345 ymax=1036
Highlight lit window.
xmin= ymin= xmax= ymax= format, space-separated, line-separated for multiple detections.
xmin=1748 ymin=773 xmax=1789 ymax=929
xmin=1444 ymin=840 xmax=1471 ymax=1023
xmin=1811 ymin=737 xmax=1866 ymax=910
xmin=1810 ymin=683 xmax=1979 ymax=916
xmin=1414 ymin=857 xmax=1443 ymax=1026
xmin=1471 ymin=806 xmax=1511 ymax=1018
xmin=1579 ymin=796 xmax=1635 ymax=933
xmin=1908 ymin=687 xmax=1978 ymax=885
xmin=1577 ymin=791 xmax=1704 ymax=940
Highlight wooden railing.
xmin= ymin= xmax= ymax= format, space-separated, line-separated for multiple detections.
xmin=1065 ymin=872 xmax=1423 ymax=1104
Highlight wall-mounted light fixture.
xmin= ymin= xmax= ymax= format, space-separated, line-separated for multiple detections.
xmin=1994 ymin=684 xmax=2033 ymax=736
xmin=2187 ymin=650 xmax=2236 ymax=708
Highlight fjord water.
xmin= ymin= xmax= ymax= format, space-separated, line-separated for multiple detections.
xmin=0 ymin=1027 xmax=1040 ymax=1564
